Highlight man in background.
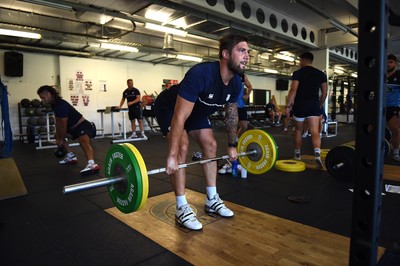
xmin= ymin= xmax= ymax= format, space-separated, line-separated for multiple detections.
xmin=116 ymin=79 xmax=146 ymax=138
xmin=286 ymin=52 xmax=327 ymax=168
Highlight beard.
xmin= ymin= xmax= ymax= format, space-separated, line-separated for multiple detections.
xmin=227 ymin=58 xmax=245 ymax=75
xmin=387 ymin=65 xmax=395 ymax=73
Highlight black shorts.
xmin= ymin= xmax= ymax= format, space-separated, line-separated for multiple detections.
xmin=68 ymin=120 xmax=95 ymax=140
xmin=154 ymin=102 xmax=211 ymax=136
xmin=386 ymin=106 xmax=400 ymax=121
xmin=128 ymin=105 xmax=143 ymax=120
xmin=292 ymin=101 xmax=321 ymax=118
xmin=238 ymin=107 xmax=248 ymax=121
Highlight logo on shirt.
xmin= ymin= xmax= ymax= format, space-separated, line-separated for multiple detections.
xmin=208 ymin=94 xmax=214 ymax=99
xmin=226 ymin=94 xmax=231 ymax=101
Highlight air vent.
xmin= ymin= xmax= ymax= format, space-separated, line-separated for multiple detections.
xmin=180 ymin=0 xmax=319 ymax=48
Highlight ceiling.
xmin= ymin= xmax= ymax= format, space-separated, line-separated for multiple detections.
xmin=0 ymin=0 xmax=399 ymax=78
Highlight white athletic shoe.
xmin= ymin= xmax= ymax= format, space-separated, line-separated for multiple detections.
xmin=175 ymin=204 xmax=203 ymax=231
xmin=294 ymin=153 xmax=301 ymax=161
xmin=393 ymin=154 xmax=400 ymax=162
xmin=315 ymin=156 xmax=324 ymax=169
xmin=205 ymin=193 xmax=234 ymax=217
xmin=218 ymin=163 xmax=231 ymax=174
xmin=59 ymin=156 xmax=78 ymax=165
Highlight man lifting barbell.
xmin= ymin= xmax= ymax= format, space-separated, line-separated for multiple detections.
xmin=386 ymin=54 xmax=400 ymax=162
xmin=153 ymin=34 xmax=250 ymax=231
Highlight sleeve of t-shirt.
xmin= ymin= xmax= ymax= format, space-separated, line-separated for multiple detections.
xmin=292 ymin=70 xmax=300 ymax=81
xmin=320 ymin=71 xmax=328 ymax=83
xmin=178 ymin=64 xmax=207 ymax=103
xmin=227 ymin=75 xmax=241 ymax=103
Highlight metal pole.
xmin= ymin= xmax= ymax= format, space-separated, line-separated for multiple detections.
xmin=350 ymin=0 xmax=387 ymax=264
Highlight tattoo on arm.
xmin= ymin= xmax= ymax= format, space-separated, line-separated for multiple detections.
xmin=225 ymin=102 xmax=239 ymax=144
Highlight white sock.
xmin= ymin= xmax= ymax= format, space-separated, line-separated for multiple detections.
xmin=176 ymin=195 xmax=188 ymax=209
xmin=206 ymin=186 xmax=217 ymax=200
xmin=88 ymin=159 xmax=95 ymax=165
xmin=394 ymin=149 xmax=399 ymax=156
xmin=314 ymin=148 xmax=321 ymax=156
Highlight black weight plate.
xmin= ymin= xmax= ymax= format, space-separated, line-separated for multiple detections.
xmin=325 ymin=145 xmax=356 ymax=182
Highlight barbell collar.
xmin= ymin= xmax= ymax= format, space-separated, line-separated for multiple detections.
xmin=333 ymin=162 xmax=345 ymax=170
xmin=63 ymin=176 xmax=124 ymax=194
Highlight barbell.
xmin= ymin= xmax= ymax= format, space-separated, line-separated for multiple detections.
xmin=62 ymin=129 xmax=278 ymax=213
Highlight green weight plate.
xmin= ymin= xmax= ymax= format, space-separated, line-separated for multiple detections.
xmin=123 ymin=143 xmax=149 ymax=211
xmin=105 ymin=144 xmax=143 ymax=213
xmin=237 ymin=129 xmax=278 ymax=174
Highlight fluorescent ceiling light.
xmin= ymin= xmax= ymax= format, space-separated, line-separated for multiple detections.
xmin=351 ymin=72 xmax=358 ymax=78
xmin=145 ymin=23 xmax=187 ymax=37
xmin=0 ymin=28 xmax=41 ymax=39
xmin=333 ymin=68 xmax=344 ymax=74
xmin=264 ymin=68 xmax=279 ymax=74
xmin=274 ymin=53 xmax=295 ymax=62
xmin=20 ymin=0 xmax=73 ymax=11
xmin=176 ymin=54 xmax=202 ymax=62
xmin=164 ymin=54 xmax=177 ymax=59
xmin=260 ymin=53 xmax=271 ymax=60
xmin=100 ymin=43 xmax=139 ymax=52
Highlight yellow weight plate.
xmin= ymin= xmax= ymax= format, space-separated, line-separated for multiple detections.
xmin=275 ymin=160 xmax=306 ymax=172
xmin=320 ymin=149 xmax=330 ymax=160
xmin=237 ymin=129 xmax=278 ymax=174
xmin=123 ymin=143 xmax=149 ymax=211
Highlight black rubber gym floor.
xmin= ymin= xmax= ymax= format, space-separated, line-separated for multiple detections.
xmin=1 ymin=123 xmax=400 ymax=265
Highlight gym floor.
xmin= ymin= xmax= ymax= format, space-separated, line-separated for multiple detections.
xmin=1 ymin=123 xmax=400 ymax=265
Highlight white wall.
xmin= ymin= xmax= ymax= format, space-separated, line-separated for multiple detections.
xmin=0 ymin=49 xmax=284 ymax=137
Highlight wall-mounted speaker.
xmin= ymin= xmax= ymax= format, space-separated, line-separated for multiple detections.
xmin=4 ymin=52 xmax=23 ymax=77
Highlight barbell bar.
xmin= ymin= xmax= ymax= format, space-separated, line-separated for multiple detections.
xmin=62 ymin=129 xmax=278 ymax=214
xmin=63 ymin=150 xmax=256 ymax=194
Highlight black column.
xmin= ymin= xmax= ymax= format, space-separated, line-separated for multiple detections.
xmin=349 ymin=0 xmax=387 ymax=265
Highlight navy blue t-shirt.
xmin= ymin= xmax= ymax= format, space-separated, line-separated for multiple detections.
xmin=52 ymin=98 xmax=82 ymax=128
xmin=292 ymin=66 xmax=327 ymax=104
xmin=122 ymin=87 xmax=141 ymax=109
xmin=177 ymin=61 xmax=241 ymax=116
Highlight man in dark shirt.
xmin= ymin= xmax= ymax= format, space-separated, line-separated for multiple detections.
xmin=37 ymin=85 xmax=99 ymax=174
xmin=116 ymin=79 xmax=145 ymax=138
xmin=154 ymin=34 xmax=250 ymax=231
xmin=286 ymin=52 xmax=328 ymax=168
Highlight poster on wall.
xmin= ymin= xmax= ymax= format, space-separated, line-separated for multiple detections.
xmin=70 ymin=94 xmax=79 ymax=106
xmin=99 ymin=80 xmax=107 ymax=92
xmin=85 ymin=79 xmax=93 ymax=90
xmin=75 ymin=70 xmax=84 ymax=81
xmin=82 ymin=95 xmax=90 ymax=106
xmin=67 ymin=78 xmax=74 ymax=91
